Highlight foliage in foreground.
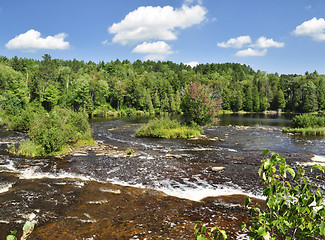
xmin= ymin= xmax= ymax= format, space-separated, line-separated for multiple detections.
xmin=135 ymin=117 xmax=203 ymax=139
xmin=195 ymin=150 xmax=325 ymax=240
xmin=194 ymin=221 xmax=227 ymax=240
xmin=242 ymin=150 xmax=325 ymax=239
xmin=7 ymin=220 xmax=35 ymax=240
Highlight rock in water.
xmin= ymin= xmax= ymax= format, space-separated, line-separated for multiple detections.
xmin=211 ymin=166 xmax=225 ymax=172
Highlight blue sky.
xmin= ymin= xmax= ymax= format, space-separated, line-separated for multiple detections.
xmin=1 ymin=0 xmax=325 ymax=74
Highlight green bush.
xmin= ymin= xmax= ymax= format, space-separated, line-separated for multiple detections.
xmin=291 ymin=114 xmax=325 ymax=128
xmin=27 ymin=107 xmax=92 ymax=154
xmin=136 ymin=117 xmax=203 ymax=139
xmin=5 ymin=102 xmax=46 ymax=131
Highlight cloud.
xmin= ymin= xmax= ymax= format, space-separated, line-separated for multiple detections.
xmin=185 ymin=61 xmax=199 ymax=67
xmin=305 ymin=5 xmax=312 ymax=10
xmin=218 ymin=35 xmax=284 ymax=57
xmin=293 ymin=17 xmax=325 ymax=41
xmin=6 ymin=29 xmax=70 ymax=52
xmin=132 ymin=41 xmax=173 ymax=60
xmin=217 ymin=36 xmax=252 ymax=48
xmin=102 ymin=40 xmax=109 ymax=45
xmin=108 ymin=4 xmax=207 ymax=45
xmin=235 ymin=48 xmax=267 ymax=57
xmin=253 ymin=36 xmax=284 ymax=48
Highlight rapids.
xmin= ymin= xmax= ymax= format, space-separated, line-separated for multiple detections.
xmin=0 ymin=114 xmax=324 ymax=239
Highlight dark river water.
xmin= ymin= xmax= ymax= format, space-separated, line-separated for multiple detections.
xmin=0 ymin=113 xmax=324 ymax=239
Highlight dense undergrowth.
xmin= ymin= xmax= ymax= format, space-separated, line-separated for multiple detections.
xmin=4 ymin=104 xmax=94 ymax=156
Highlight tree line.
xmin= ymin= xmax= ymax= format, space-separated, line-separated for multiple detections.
xmin=1 ymin=54 xmax=324 ymax=117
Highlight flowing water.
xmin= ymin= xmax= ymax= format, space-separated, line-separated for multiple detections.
xmin=0 ymin=113 xmax=324 ymax=239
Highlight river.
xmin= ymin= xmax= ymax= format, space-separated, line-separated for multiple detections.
xmin=0 ymin=113 xmax=324 ymax=239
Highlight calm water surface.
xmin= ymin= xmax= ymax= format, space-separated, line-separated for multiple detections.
xmin=0 ymin=113 xmax=324 ymax=239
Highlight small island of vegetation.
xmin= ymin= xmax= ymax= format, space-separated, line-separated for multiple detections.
xmin=283 ymin=114 xmax=325 ymax=135
xmin=135 ymin=117 xmax=203 ymax=139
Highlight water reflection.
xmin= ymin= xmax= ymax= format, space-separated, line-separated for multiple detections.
xmin=218 ymin=113 xmax=292 ymax=127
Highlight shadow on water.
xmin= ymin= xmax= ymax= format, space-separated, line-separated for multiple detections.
xmin=0 ymin=114 xmax=324 ymax=239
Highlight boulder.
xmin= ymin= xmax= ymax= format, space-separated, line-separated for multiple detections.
xmin=211 ymin=166 xmax=225 ymax=172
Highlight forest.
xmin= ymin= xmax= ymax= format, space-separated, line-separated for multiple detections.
xmin=0 ymin=54 xmax=325 ymax=119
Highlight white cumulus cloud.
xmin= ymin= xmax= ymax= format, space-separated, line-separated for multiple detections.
xmin=293 ymin=17 xmax=325 ymax=41
xmin=185 ymin=61 xmax=199 ymax=68
xmin=132 ymin=41 xmax=173 ymax=54
xmin=132 ymin=41 xmax=173 ymax=60
xmin=5 ymin=29 xmax=70 ymax=52
xmin=235 ymin=48 xmax=267 ymax=57
xmin=217 ymin=36 xmax=252 ymax=48
xmin=253 ymin=36 xmax=284 ymax=48
xmin=108 ymin=4 xmax=207 ymax=45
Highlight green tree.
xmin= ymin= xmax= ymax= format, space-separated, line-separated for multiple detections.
xmin=301 ymin=81 xmax=318 ymax=112
xmin=42 ymin=84 xmax=60 ymax=111
xmin=273 ymin=89 xmax=286 ymax=110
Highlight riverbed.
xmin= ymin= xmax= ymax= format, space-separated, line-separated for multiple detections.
xmin=0 ymin=113 xmax=324 ymax=239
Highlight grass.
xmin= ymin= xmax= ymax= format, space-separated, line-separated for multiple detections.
xmin=282 ymin=127 xmax=325 ymax=136
xmin=10 ymin=138 xmax=96 ymax=157
xmin=136 ymin=117 xmax=203 ymax=139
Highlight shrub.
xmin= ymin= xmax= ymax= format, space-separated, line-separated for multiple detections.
xmin=136 ymin=117 xmax=203 ymax=139
xmin=291 ymin=114 xmax=325 ymax=128
xmin=181 ymin=82 xmax=221 ymax=126
xmin=5 ymin=102 xmax=46 ymax=131
xmin=25 ymin=107 xmax=93 ymax=155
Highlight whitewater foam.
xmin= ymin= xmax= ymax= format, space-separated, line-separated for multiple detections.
xmin=299 ymin=155 xmax=325 ymax=167
xmin=0 ymin=183 xmax=13 ymax=194
xmin=108 ymin=177 xmax=264 ymax=202
xmin=18 ymin=167 xmax=94 ymax=181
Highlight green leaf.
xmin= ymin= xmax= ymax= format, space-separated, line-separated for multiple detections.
xmin=197 ymin=236 xmax=208 ymax=240
xmin=9 ymin=230 xmax=17 ymax=235
xmin=220 ymin=230 xmax=227 ymax=239
xmin=287 ymin=167 xmax=295 ymax=178
xmin=262 ymin=149 xmax=270 ymax=158
xmin=320 ymin=221 xmax=325 ymax=235
xmin=23 ymin=220 xmax=34 ymax=232
xmin=240 ymin=223 xmax=246 ymax=231
xmin=201 ymin=225 xmax=207 ymax=234
xmin=245 ymin=197 xmax=252 ymax=207
xmin=6 ymin=235 xmax=17 ymax=240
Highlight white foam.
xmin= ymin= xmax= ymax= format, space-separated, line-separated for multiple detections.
xmin=18 ymin=167 xmax=94 ymax=181
xmin=0 ymin=183 xmax=13 ymax=194
xmin=86 ymin=200 xmax=108 ymax=204
xmin=0 ymin=160 xmax=17 ymax=172
xmin=108 ymin=178 xmax=264 ymax=202
xmin=299 ymin=155 xmax=325 ymax=167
